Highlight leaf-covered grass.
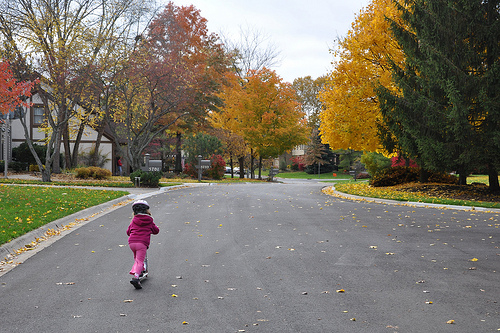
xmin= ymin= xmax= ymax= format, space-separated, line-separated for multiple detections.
xmin=0 ymin=185 xmax=127 ymax=246
xmin=0 ymin=177 xmax=135 ymax=188
xmin=329 ymin=182 xmax=500 ymax=209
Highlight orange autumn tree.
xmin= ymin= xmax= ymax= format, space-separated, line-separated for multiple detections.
xmin=319 ymin=0 xmax=404 ymax=152
xmin=0 ymin=61 xmax=34 ymax=115
xmin=212 ymin=68 xmax=308 ymax=178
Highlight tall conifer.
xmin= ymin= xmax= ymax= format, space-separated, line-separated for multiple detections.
xmin=378 ymin=0 xmax=500 ymax=190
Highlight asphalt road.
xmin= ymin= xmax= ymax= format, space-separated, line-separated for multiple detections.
xmin=0 ymin=182 xmax=499 ymax=332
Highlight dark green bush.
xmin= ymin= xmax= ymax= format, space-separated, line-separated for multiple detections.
xmin=130 ymin=170 xmax=162 ymax=187
xmin=12 ymin=142 xmax=46 ymax=164
xmin=10 ymin=161 xmax=27 ymax=172
xmin=370 ymin=167 xmax=458 ymax=187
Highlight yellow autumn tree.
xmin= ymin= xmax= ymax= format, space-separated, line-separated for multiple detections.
xmin=211 ymin=68 xmax=309 ymax=178
xmin=319 ymin=0 xmax=404 ymax=152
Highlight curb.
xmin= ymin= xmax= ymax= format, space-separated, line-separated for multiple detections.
xmin=324 ymin=185 xmax=500 ymax=214
xmin=0 ymin=184 xmax=190 ymax=277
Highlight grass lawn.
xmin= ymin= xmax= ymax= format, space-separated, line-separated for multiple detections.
xmin=0 ymin=185 xmax=127 ymax=246
xmin=330 ymin=182 xmax=500 ymax=209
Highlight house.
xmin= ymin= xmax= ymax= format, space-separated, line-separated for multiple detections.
xmin=274 ymin=144 xmax=307 ymax=169
xmin=2 ymin=93 xmax=118 ymax=174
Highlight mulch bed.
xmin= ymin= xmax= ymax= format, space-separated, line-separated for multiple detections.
xmin=392 ymin=183 xmax=500 ymax=203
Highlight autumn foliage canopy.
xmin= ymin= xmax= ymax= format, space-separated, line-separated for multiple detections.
xmin=0 ymin=61 xmax=35 ymax=116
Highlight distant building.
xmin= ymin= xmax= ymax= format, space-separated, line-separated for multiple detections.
xmin=2 ymin=93 xmax=116 ymax=172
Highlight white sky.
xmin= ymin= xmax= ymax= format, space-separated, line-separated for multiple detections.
xmin=170 ymin=0 xmax=371 ymax=83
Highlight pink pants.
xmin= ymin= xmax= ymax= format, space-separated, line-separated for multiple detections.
xmin=129 ymin=242 xmax=147 ymax=276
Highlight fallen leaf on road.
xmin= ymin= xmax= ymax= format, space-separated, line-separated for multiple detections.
xmin=446 ymin=320 xmax=455 ymax=324
xmin=470 ymin=258 xmax=479 ymax=262
xmin=171 ymin=294 xmax=178 ymax=297
xmin=182 ymin=321 xmax=189 ymax=325
xmin=336 ymin=289 xmax=345 ymax=293
xmin=123 ymin=300 xmax=133 ymax=303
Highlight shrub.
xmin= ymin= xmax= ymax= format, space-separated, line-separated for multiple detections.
xmin=360 ymin=152 xmax=391 ymax=176
xmin=88 ymin=166 xmax=112 ymax=179
xmin=129 ymin=170 xmax=162 ymax=187
xmin=207 ymin=154 xmax=225 ymax=180
xmin=76 ymin=167 xmax=91 ymax=179
xmin=75 ymin=166 xmax=111 ymax=179
xmin=370 ymin=167 xmax=420 ymax=187
xmin=370 ymin=166 xmax=459 ymax=187
xmin=9 ymin=161 xmax=27 ymax=172
xmin=183 ymin=163 xmax=198 ymax=178
xmin=291 ymin=156 xmax=305 ymax=171
xmin=29 ymin=164 xmax=40 ymax=172
xmin=428 ymin=172 xmax=459 ymax=184
xmin=356 ymin=171 xmax=371 ymax=179
xmin=12 ymin=142 xmax=46 ymax=164
xmin=163 ymin=172 xmax=177 ymax=179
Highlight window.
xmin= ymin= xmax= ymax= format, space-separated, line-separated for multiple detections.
xmin=33 ymin=106 xmax=44 ymax=125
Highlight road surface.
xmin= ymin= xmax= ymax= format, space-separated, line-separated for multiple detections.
xmin=1 ymin=182 xmax=499 ymax=332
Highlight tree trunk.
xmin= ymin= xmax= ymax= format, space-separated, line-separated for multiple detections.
xmin=62 ymin=121 xmax=72 ymax=170
xmin=258 ymin=155 xmax=262 ymax=180
xmin=238 ymin=156 xmax=245 ymax=179
xmin=71 ymin=122 xmax=86 ymax=167
xmin=458 ymin=173 xmax=467 ymax=185
xmin=419 ymin=168 xmax=429 ymax=183
xmin=52 ymin=129 xmax=62 ymax=173
xmin=90 ymin=127 xmax=104 ymax=167
xmin=487 ymin=164 xmax=500 ymax=193
xmin=250 ymin=149 xmax=254 ymax=179
xmin=174 ymin=132 xmax=183 ymax=173
xmin=230 ymin=156 xmax=234 ymax=178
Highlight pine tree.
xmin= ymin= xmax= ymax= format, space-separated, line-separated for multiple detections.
xmin=378 ymin=0 xmax=500 ymax=190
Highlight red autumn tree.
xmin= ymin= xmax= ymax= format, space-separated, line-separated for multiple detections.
xmin=108 ymin=2 xmax=229 ymax=171
xmin=0 ymin=61 xmax=35 ymax=115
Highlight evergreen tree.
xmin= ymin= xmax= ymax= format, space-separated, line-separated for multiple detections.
xmin=378 ymin=0 xmax=500 ymax=190
xmin=304 ymin=129 xmax=337 ymax=174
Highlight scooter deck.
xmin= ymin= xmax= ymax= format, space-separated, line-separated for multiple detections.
xmin=139 ymin=271 xmax=148 ymax=281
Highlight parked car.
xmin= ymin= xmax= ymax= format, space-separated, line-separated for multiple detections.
xmin=225 ymin=166 xmax=241 ymax=174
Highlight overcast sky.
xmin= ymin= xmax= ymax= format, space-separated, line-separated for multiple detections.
xmin=170 ymin=0 xmax=371 ymax=83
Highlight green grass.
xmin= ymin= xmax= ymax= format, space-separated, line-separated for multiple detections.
xmin=329 ymin=182 xmax=500 ymax=209
xmin=0 ymin=185 xmax=128 ymax=246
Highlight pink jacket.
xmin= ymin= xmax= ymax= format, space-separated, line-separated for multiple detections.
xmin=126 ymin=214 xmax=160 ymax=248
